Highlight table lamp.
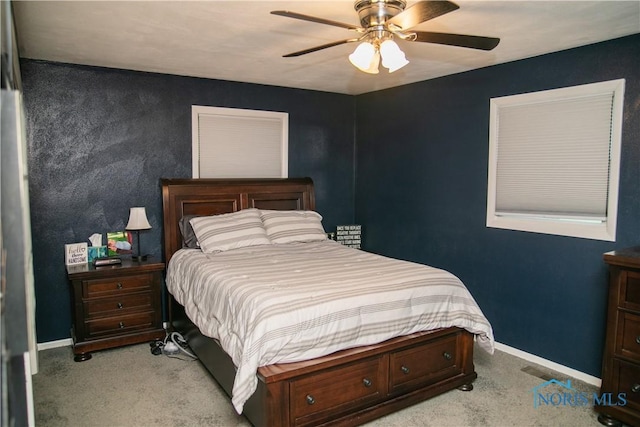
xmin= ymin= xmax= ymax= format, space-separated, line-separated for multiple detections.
xmin=125 ymin=207 xmax=151 ymax=261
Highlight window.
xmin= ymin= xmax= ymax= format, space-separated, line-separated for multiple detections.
xmin=486 ymin=79 xmax=625 ymax=241
xmin=192 ymin=106 xmax=288 ymax=178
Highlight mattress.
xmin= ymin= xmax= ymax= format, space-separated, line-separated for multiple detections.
xmin=166 ymin=240 xmax=494 ymax=413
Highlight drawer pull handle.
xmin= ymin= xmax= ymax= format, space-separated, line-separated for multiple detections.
xmin=632 ymin=384 xmax=640 ymax=393
xmin=119 ymin=322 xmax=125 ymax=329
xmin=401 ymin=366 xmax=410 ymax=374
xmin=636 ymin=335 xmax=640 ymax=345
xmin=306 ymin=394 xmax=315 ymax=405
xmin=117 ymin=283 xmax=123 ymax=290
xmin=363 ymin=378 xmax=372 ymax=387
xmin=443 ymin=352 xmax=452 ymax=360
xmin=117 ymin=302 xmax=123 ymax=309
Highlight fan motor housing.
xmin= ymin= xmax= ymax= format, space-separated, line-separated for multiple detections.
xmin=354 ymin=0 xmax=406 ymax=27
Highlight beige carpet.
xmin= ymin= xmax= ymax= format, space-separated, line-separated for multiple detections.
xmin=33 ymin=343 xmax=604 ymax=426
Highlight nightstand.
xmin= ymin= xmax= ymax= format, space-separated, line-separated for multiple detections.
xmin=66 ymin=259 xmax=166 ymax=361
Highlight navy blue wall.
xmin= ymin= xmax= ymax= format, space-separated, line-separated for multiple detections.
xmin=21 ymin=61 xmax=356 ymax=342
xmin=355 ymin=34 xmax=640 ymax=377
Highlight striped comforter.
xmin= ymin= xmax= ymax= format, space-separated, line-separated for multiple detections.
xmin=166 ymin=240 xmax=494 ymax=414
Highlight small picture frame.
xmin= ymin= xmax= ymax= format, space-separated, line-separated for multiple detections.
xmin=87 ymin=246 xmax=108 ymax=263
xmin=65 ymin=243 xmax=88 ymax=265
xmin=106 ymin=231 xmax=133 ymax=256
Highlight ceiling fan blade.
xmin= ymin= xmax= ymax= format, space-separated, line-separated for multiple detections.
xmin=387 ymin=0 xmax=459 ymax=30
xmin=283 ymin=39 xmax=359 ymax=57
xmin=412 ymin=31 xmax=500 ymax=50
xmin=271 ymin=10 xmax=363 ymax=32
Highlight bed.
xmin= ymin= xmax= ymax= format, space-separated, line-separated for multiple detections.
xmin=162 ymin=177 xmax=494 ymax=427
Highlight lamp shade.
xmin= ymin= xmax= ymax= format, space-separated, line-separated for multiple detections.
xmin=349 ymin=42 xmax=379 ymax=74
xmin=380 ymin=39 xmax=409 ymax=73
xmin=125 ymin=207 xmax=151 ymax=230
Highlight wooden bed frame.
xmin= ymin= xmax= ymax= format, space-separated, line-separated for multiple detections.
xmin=161 ymin=177 xmax=477 ymax=427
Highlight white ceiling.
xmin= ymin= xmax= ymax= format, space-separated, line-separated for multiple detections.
xmin=13 ymin=1 xmax=640 ymax=95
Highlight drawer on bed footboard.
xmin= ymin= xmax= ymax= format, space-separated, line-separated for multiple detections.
xmin=389 ymin=333 xmax=462 ymax=394
xmin=290 ymin=355 xmax=387 ymax=425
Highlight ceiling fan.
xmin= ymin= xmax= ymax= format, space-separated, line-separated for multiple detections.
xmin=271 ymin=0 xmax=500 ymax=74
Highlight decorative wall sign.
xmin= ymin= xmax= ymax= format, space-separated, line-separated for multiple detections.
xmin=65 ymin=243 xmax=88 ymax=265
xmin=336 ymin=224 xmax=362 ymax=249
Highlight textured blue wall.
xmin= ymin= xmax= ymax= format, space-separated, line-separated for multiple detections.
xmin=21 ymin=61 xmax=356 ymax=342
xmin=355 ymin=34 xmax=640 ymax=377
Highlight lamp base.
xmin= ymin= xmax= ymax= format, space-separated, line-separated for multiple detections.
xmin=131 ymin=254 xmax=149 ymax=262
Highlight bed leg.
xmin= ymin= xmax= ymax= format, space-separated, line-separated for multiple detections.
xmin=458 ymin=383 xmax=474 ymax=391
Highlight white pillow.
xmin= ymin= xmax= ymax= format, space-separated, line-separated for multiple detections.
xmin=260 ymin=210 xmax=327 ymax=244
xmin=189 ymin=208 xmax=271 ymax=253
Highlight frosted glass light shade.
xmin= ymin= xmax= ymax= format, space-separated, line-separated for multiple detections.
xmin=126 ymin=207 xmax=151 ymax=230
xmin=380 ymin=40 xmax=409 ymax=73
xmin=349 ymin=42 xmax=379 ymax=74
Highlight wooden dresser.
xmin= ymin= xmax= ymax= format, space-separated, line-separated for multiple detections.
xmin=66 ymin=259 xmax=166 ymax=361
xmin=597 ymin=247 xmax=640 ymax=426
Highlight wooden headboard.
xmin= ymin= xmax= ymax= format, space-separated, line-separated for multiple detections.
xmin=161 ymin=178 xmax=315 ymax=263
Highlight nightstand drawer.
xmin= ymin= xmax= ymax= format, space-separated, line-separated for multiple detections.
xmin=86 ymin=311 xmax=156 ymax=337
xmin=83 ymin=273 xmax=154 ymax=298
xmin=84 ymin=292 xmax=153 ymax=319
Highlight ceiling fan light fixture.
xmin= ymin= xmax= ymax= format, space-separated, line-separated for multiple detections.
xmin=349 ymin=42 xmax=380 ymax=73
xmin=365 ymin=51 xmax=381 ymax=74
xmin=273 ymin=1 xmax=500 ymax=74
xmin=380 ymin=39 xmax=409 ymax=72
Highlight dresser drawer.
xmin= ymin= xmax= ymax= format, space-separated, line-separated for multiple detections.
xmin=85 ymin=311 xmax=156 ymax=338
xmin=612 ymin=359 xmax=640 ymax=412
xmin=620 ymin=270 xmax=640 ymax=311
xmin=389 ymin=333 xmax=461 ymax=394
xmin=84 ymin=292 xmax=154 ymax=319
xmin=290 ymin=356 xmax=386 ymax=424
xmin=83 ymin=273 xmax=154 ymax=298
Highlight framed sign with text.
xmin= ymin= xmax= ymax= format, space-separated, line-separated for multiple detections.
xmin=65 ymin=242 xmax=88 ymax=265
xmin=336 ymin=225 xmax=362 ymax=249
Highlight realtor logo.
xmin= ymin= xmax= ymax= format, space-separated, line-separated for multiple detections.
xmin=532 ymin=379 xmax=627 ymax=409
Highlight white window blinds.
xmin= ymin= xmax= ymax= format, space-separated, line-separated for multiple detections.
xmin=192 ymin=106 xmax=288 ymax=178
xmin=486 ymin=79 xmax=625 ymax=241
xmin=495 ymin=93 xmax=614 ymax=220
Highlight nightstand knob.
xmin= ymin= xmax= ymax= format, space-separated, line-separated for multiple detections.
xmin=632 ymin=384 xmax=640 ymax=393
xmin=306 ymin=394 xmax=315 ymax=405
xmin=363 ymin=378 xmax=372 ymax=387
xmin=117 ymin=283 xmax=123 ymax=290
xmin=401 ymin=366 xmax=410 ymax=374
xmin=117 ymin=302 xmax=123 ymax=309
xmin=636 ymin=335 xmax=640 ymax=345
xmin=119 ymin=322 xmax=125 ymax=329
xmin=443 ymin=352 xmax=453 ymax=360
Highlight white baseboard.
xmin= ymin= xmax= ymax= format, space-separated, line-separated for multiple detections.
xmin=37 ymin=338 xmax=72 ymax=351
xmin=36 ymin=337 xmax=601 ymax=387
xmin=495 ymin=342 xmax=601 ymax=387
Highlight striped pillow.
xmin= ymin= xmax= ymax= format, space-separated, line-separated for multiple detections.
xmin=260 ymin=210 xmax=327 ymax=244
xmin=189 ymin=209 xmax=271 ymax=253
